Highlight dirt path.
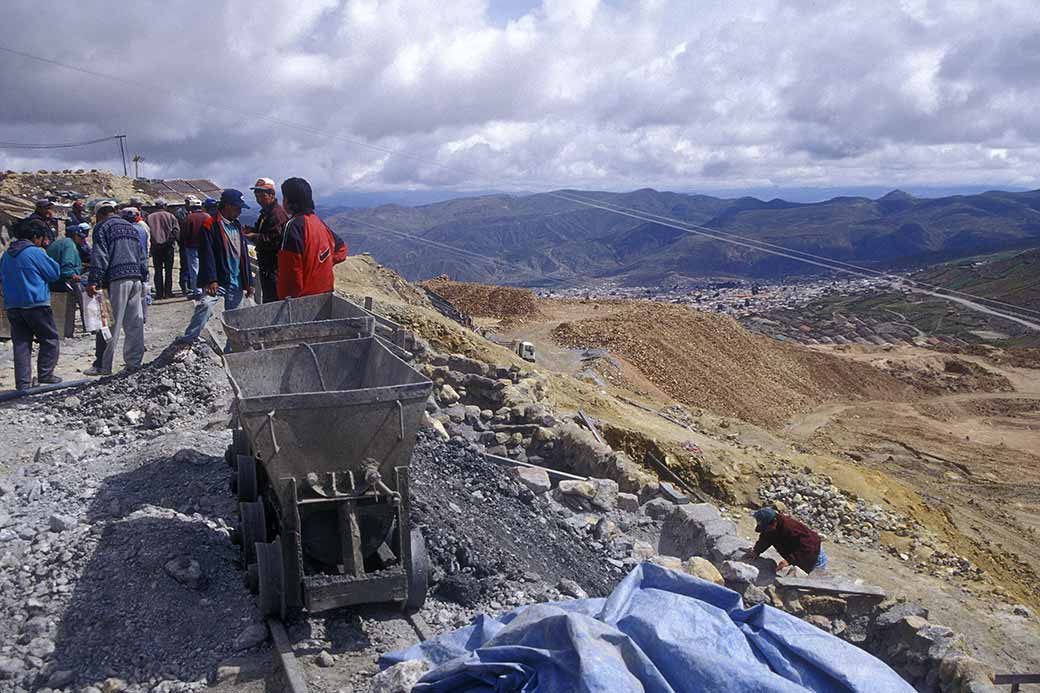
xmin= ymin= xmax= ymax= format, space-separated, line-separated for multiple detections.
xmin=0 ymin=295 xmax=197 ymax=395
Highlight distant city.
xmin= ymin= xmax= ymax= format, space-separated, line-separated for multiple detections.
xmin=542 ymin=276 xmax=898 ymax=318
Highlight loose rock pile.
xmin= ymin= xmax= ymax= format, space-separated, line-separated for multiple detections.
xmin=758 ymin=466 xmax=913 ymax=546
xmin=420 ymin=277 xmax=542 ymax=324
xmin=50 ymin=347 xmax=222 ymax=437
xmin=410 ymin=431 xmax=633 ymax=612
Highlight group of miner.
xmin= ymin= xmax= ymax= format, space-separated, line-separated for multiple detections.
xmin=0 ymin=176 xmax=345 ymax=390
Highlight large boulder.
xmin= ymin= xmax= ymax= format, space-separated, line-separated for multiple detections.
xmin=658 ymin=503 xmax=735 ymax=560
xmin=683 ymin=557 xmax=724 ymax=585
xmin=558 ymin=479 xmax=596 ymax=499
xmin=616 ymin=492 xmax=640 ymax=513
xmin=720 ymin=561 xmax=759 ymax=585
xmin=588 ymin=478 xmax=619 ymax=511
xmin=709 ymin=534 xmax=754 ymax=563
xmin=368 ymin=660 xmax=433 ymax=693
xmin=509 ymin=466 xmax=551 ymax=495
xmin=642 ymin=498 xmax=675 ymax=520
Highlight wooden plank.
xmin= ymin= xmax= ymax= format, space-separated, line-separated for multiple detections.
xmin=267 ymin=618 xmax=309 ymax=693
xmin=303 ymin=572 xmax=407 ymax=611
xmin=994 ymin=673 xmax=1040 ymax=684
xmin=577 ymin=410 xmax=604 ymax=444
xmin=775 ymin=576 xmax=886 ymax=598
xmin=483 ymin=453 xmax=588 ymax=482
xmin=338 ymin=501 xmax=365 ymax=579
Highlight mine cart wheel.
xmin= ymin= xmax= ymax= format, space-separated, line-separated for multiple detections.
xmin=404 ymin=528 xmax=429 ymax=613
xmin=240 ymin=501 xmax=267 ymax=565
xmin=237 ymin=456 xmax=258 ymax=502
xmin=256 ymin=538 xmax=286 ymax=619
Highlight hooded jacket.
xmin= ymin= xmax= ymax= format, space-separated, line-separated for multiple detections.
xmin=0 ymin=239 xmax=61 ymax=309
xmin=46 ymin=236 xmax=82 ymax=291
xmin=276 ymin=212 xmax=346 ymax=299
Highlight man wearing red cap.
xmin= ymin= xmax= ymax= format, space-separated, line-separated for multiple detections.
xmin=245 ymin=177 xmax=289 ymax=303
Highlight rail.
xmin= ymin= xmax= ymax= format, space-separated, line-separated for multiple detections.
xmin=267 ymin=618 xmax=309 ymax=693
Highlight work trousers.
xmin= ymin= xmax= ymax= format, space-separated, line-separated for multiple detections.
xmin=257 ymin=252 xmax=279 ymax=304
xmin=8 ymin=306 xmax=60 ymax=390
xmin=152 ymin=243 xmax=175 ymax=299
xmin=185 ymin=247 xmax=200 ymax=295
xmin=53 ymin=284 xmax=82 ymax=338
xmin=101 ymin=278 xmax=145 ymax=373
xmin=178 ymin=285 xmax=244 ymax=345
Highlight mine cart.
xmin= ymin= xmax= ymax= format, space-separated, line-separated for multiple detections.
xmin=224 ymin=337 xmax=433 ymax=616
xmin=220 ymin=293 xmax=376 ymax=352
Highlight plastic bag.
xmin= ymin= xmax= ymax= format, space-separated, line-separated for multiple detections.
xmin=82 ymin=292 xmax=103 ymax=333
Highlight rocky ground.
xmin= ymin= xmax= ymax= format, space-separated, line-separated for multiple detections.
xmin=0 ymin=336 xmax=269 ymax=692
xmin=2 ymin=272 xmax=1037 ymax=693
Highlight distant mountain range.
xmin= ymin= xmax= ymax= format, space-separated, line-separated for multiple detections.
xmin=324 ymin=187 xmax=1040 ymax=286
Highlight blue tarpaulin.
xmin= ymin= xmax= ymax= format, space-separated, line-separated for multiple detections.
xmin=382 ymin=563 xmax=913 ymax=692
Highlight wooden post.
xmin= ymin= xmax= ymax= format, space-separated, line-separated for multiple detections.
xmin=338 ymin=501 xmax=365 ymax=578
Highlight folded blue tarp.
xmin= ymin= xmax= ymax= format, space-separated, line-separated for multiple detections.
xmin=382 ymin=563 xmax=913 ymax=692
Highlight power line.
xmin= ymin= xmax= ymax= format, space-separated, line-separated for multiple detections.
xmin=548 ymin=193 xmax=1040 ymax=328
xmin=346 ymin=217 xmax=539 ymax=277
xmin=552 ymin=192 xmax=1040 ymax=320
xmin=0 ymin=135 xmax=120 ymax=150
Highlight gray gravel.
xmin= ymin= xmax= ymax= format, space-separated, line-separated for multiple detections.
xmin=0 ymin=345 xmax=266 ymax=693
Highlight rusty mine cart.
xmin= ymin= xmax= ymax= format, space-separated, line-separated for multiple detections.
xmin=222 ymin=299 xmax=433 ymax=618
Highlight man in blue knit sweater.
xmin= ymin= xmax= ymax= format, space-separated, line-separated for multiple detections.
xmin=1 ymin=218 xmax=62 ymax=390
xmin=86 ymin=200 xmax=149 ymax=375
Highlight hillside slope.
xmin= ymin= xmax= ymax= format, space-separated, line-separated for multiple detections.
xmin=550 ymin=302 xmax=916 ymax=427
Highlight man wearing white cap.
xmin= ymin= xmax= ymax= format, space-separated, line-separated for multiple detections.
xmin=246 ymin=177 xmax=288 ymax=303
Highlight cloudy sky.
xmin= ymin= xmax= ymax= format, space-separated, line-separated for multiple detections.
xmin=1 ymin=0 xmax=1039 ymax=199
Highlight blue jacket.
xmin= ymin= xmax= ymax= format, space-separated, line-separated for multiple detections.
xmin=0 ymin=240 xmax=61 ymax=309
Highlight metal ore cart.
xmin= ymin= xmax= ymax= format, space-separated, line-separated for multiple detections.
xmin=224 ymin=337 xmax=433 ymax=616
xmin=220 ymin=293 xmax=376 ymax=352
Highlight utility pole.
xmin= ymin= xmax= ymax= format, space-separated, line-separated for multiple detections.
xmin=115 ymin=134 xmax=127 ymax=176
xmin=132 ymin=154 xmax=144 ymax=179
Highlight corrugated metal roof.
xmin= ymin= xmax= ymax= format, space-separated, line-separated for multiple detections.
xmin=148 ymin=178 xmax=222 ymax=201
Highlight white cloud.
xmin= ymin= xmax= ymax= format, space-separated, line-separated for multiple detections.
xmin=0 ymin=0 xmax=1038 ymax=196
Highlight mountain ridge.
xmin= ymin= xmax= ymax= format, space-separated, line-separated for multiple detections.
xmin=325 ymin=187 xmax=1040 ymax=286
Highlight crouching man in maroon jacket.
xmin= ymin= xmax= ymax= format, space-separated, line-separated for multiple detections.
xmin=744 ymin=507 xmax=828 ymax=574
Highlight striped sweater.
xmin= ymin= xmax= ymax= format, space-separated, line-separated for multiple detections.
xmin=88 ymin=216 xmax=149 ymax=288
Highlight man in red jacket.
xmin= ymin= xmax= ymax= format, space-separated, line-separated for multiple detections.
xmin=744 ymin=507 xmax=827 ymax=574
xmin=277 ymin=177 xmax=346 ymax=299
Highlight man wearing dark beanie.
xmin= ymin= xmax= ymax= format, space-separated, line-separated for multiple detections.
xmin=277 ymin=177 xmax=347 ymax=299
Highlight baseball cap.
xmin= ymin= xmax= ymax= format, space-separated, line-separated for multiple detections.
xmin=72 ymin=222 xmax=91 ymax=236
xmin=250 ymin=177 xmax=276 ymax=192
xmin=753 ymin=507 xmax=778 ymax=532
xmin=95 ymin=199 xmax=117 ymax=212
xmin=120 ymin=207 xmax=140 ymax=220
xmin=203 ymin=197 xmax=218 ymax=209
xmin=219 ymin=188 xmax=250 ymax=209
xmin=154 ymin=198 xmax=168 ymax=207
xmin=184 ymin=195 xmax=201 ymax=207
